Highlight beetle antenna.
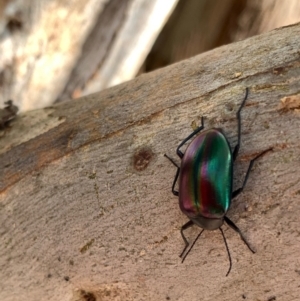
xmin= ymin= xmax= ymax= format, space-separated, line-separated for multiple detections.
xmin=181 ymin=229 xmax=204 ymax=263
xmin=219 ymin=227 xmax=232 ymax=277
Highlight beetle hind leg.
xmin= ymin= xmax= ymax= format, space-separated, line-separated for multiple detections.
xmin=224 ymin=216 xmax=255 ymax=253
xmin=179 ymin=220 xmax=196 ymax=260
xmin=181 ymin=228 xmax=204 ymax=263
xmin=179 ymin=220 xmax=194 ymax=258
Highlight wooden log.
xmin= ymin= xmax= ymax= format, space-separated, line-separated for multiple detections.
xmin=1 ymin=22 xmax=300 ymax=301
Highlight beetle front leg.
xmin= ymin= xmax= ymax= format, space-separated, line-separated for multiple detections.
xmin=176 ymin=116 xmax=205 ymax=158
xmin=232 ymin=88 xmax=249 ymax=162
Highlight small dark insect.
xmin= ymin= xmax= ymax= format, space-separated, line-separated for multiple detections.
xmin=165 ymin=88 xmax=271 ymax=276
xmin=0 ymin=100 xmax=19 ymax=129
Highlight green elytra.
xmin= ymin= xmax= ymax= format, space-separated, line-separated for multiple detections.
xmin=165 ymin=88 xmax=271 ymax=276
xmin=179 ymin=129 xmax=232 ymax=220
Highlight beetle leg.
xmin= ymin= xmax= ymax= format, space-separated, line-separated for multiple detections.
xmin=164 ymin=154 xmax=179 ymax=168
xmin=181 ymin=228 xmax=204 ymax=263
xmin=224 ymin=216 xmax=255 ymax=254
xmin=176 ymin=116 xmax=205 ymax=158
xmin=179 ymin=220 xmax=194 ymax=258
xmin=232 ymin=148 xmax=272 ymax=199
xmin=233 ymin=88 xmax=249 ymax=161
xmin=219 ymin=227 xmax=232 ymax=277
xmin=164 ymin=154 xmax=180 ymax=196
xmin=170 ymin=168 xmax=180 ymax=196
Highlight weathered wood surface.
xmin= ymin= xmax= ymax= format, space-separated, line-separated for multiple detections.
xmin=1 ymin=23 xmax=300 ymax=301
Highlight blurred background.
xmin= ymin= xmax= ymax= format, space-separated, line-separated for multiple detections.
xmin=0 ymin=0 xmax=300 ymax=112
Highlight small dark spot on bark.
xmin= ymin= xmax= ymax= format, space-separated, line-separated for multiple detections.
xmin=80 ymin=290 xmax=96 ymax=301
xmin=64 ymin=276 xmax=70 ymax=281
xmin=7 ymin=18 xmax=23 ymax=32
xmin=267 ymin=296 xmax=276 ymax=301
xmin=263 ymin=121 xmax=269 ymax=129
xmin=47 ymin=273 xmax=52 ymax=278
xmin=273 ymin=67 xmax=286 ymax=75
xmin=133 ymin=147 xmax=154 ymax=171
xmin=80 ymin=239 xmax=95 ymax=253
xmin=225 ymin=102 xmax=234 ymax=112
xmin=88 ymin=172 xmax=96 ymax=179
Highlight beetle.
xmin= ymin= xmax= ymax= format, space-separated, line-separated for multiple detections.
xmin=165 ymin=88 xmax=271 ymax=276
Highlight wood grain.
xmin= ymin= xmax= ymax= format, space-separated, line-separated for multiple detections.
xmin=1 ymin=23 xmax=300 ymax=301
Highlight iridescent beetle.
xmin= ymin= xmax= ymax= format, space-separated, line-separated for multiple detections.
xmin=165 ymin=88 xmax=270 ymax=276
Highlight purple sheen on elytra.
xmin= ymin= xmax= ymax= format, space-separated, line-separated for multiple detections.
xmin=179 ymin=129 xmax=233 ymax=221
